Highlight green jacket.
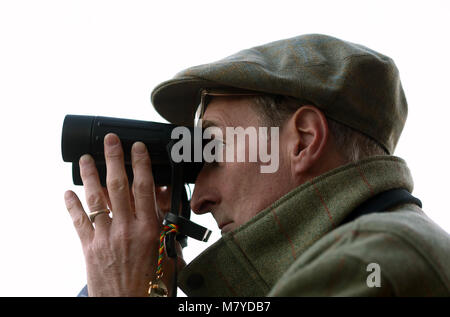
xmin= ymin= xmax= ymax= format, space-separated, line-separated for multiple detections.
xmin=178 ymin=156 xmax=450 ymax=296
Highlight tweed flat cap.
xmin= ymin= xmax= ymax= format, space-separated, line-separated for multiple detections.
xmin=151 ymin=34 xmax=407 ymax=154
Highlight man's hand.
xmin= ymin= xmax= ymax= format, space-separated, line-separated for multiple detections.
xmin=64 ymin=133 xmax=183 ymax=296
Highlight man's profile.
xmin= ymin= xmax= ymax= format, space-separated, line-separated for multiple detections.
xmin=66 ymin=34 xmax=450 ymax=297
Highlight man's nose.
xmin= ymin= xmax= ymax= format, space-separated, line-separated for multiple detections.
xmin=190 ymin=188 xmax=204 ymax=214
xmin=190 ymin=170 xmax=220 ymax=214
xmin=190 ymin=187 xmax=214 ymax=215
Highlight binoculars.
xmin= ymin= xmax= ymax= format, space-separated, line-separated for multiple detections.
xmin=61 ymin=115 xmax=204 ymax=187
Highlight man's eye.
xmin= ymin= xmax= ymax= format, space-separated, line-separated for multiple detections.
xmin=204 ymin=139 xmax=225 ymax=156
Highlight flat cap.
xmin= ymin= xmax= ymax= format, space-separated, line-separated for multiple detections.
xmin=151 ymin=34 xmax=407 ymax=154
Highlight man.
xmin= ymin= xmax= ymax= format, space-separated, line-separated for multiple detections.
xmin=65 ymin=34 xmax=450 ymax=296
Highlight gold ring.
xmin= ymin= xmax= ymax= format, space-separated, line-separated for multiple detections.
xmin=87 ymin=209 xmax=110 ymax=222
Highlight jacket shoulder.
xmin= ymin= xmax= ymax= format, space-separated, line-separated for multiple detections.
xmin=269 ymin=205 xmax=450 ymax=296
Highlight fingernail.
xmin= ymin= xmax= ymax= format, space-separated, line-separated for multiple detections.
xmin=105 ymin=133 xmax=119 ymax=146
xmin=64 ymin=190 xmax=74 ymax=200
xmin=133 ymin=141 xmax=146 ymax=154
xmin=79 ymin=154 xmax=93 ymax=165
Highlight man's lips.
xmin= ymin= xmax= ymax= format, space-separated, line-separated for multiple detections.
xmin=218 ymin=221 xmax=233 ymax=230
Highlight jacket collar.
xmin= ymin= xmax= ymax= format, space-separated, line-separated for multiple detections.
xmin=178 ymin=156 xmax=414 ymax=296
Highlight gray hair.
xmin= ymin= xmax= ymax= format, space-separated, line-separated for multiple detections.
xmin=251 ymin=95 xmax=387 ymax=163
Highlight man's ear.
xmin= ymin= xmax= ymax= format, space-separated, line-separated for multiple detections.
xmin=286 ymin=105 xmax=329 ymax=176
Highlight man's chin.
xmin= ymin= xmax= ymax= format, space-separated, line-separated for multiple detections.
xmin=220 ymin=222 xmax=234 ymax=235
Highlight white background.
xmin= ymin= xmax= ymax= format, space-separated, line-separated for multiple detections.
xmin=0 ymin=0 xmax=449 ymax=296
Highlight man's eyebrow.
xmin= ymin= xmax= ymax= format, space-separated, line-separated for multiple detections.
xmin=201 ymin=119 xmax=223 ymax=129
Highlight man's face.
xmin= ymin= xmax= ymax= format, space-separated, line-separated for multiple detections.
xmin=190 ymin=96 xmax=293 ymax=234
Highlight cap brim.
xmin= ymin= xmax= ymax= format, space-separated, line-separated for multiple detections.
xmin=151 ymin=77 xmax=226 ymax=126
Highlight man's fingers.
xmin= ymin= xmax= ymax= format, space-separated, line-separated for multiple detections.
xmin=79 ymin=154 xmax=111 ymax=227
xmin=104 ymin=133 xmax=132 ymax=223
xmin=155 ymin=186 xmax=171 ymax=213
xmin=156 ymin=185 xmax=183 ymax=216
xmin=102 ymin=187 xmax=112 ymax=210
xmin=64 ymin=190 xmax=94 ymax=244
xmin=131 ymin=141 xmax=158 ymax=224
